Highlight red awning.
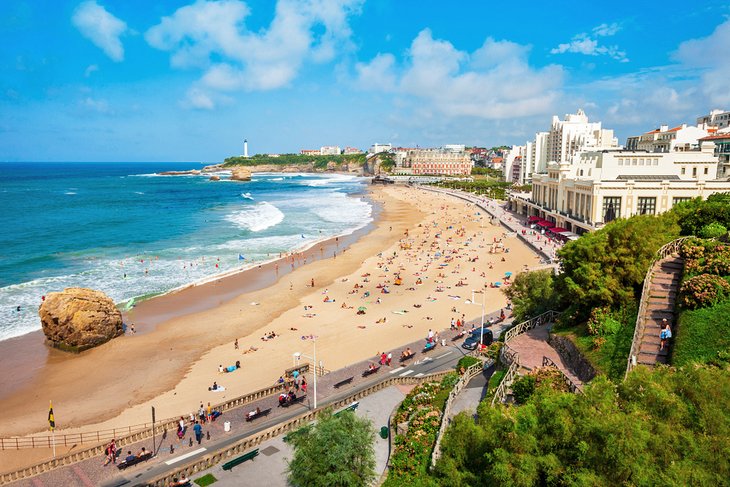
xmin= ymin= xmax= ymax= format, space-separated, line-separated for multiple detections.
xmin=527 ymin=216 xmax=541 ymax=222
xmin=537 ymin=220 xmax=555 ymax=228
xmin=550 ymin=227 xmax=569 ymax=233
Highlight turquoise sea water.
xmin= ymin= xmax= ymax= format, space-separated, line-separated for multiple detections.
xmin=0 ymin=162 xmax=372 ymax=341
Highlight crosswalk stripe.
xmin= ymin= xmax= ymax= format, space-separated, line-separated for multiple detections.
xmin=165 ymin=447 xmax=207 ymax=465
xmin=399 ymin=370 xmax=414 ymax=377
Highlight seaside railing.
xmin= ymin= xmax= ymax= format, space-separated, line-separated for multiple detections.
xmin=625 ymin=237 xmax=690 ymax=378
xmin=0 ymin=366 xmax=313 ymax=451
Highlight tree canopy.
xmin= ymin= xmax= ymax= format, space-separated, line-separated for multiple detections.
xmin=502 ymin=269 xmax=558 ymax=322
xmin=287 ymin=409 xmax=376 ymax=487
xmin=435 ymin=365 xmax=730 ymax=486
xmin=557 ymin=214 xmax=680 ymax=318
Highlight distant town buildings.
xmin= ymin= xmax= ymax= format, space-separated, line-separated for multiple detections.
xmin=697 ymin=109 xmax=730 ymax=130
xmin=344 ymin=146 xmax=363 ymax=154
xmin=509 ymin=108 xmax=730 ymax=234
xmin=405 ymin=147 xmax=472 ymax=176
xmin=320 ymin=146 xmax=341 ymax=156
xmin=369 ymin=143 xmax=393 ymax=154
xmin=298 ymin=146 xmax=362 ymax=156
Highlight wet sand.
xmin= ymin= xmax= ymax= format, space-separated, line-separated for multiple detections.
xmin=0 ymin=185 xmax=542 ymax=447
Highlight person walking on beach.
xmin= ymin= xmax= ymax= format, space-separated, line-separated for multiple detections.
xmin=311 ymin=278 xmax=315 ymax=287
xmin=234 ymin=338 xmax=239 ymax=350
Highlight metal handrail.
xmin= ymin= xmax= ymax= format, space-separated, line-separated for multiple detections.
xmin=541 ymin=356 xmax=582 ymax=394
xmin=625 ymin=237 xmax=690 ymax=377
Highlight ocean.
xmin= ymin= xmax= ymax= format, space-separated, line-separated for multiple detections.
xmin=0 ymin=162 xmax=372 ymax=341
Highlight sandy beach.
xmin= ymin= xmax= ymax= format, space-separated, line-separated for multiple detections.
xmin=0 ymin=184 xmax=541 ymax=450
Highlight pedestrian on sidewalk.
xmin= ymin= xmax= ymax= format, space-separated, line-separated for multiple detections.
xmin=660 ymin=319 xmax=672 ymax=350
xmin=193 ymin=421 xmax=202 ymax=445
xmin=387 ymin=352 xmax=392 ymax=366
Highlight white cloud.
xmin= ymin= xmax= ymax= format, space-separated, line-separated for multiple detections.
xmin=551 ymin=23 xmax=628 ymax=62
xmin=674 ymin=17 xmax=730 ymax=106
xmin=84 ymin=64 xmax=99 ymax=77
xmin=145 ymin=0 xmax=363 ymax=105
xmin=81 ymin=96 xmax=110 ymax=113
xmin=184 ymin=88 xmax=215 ymax=110
xmin=72 ymin=1 xmax=128 ymax=62
xmin=355 ymin=29 xmax=564 ymax=119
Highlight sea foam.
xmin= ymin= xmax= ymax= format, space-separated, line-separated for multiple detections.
xmin=225 ymin=202 xmax=285 ymax=232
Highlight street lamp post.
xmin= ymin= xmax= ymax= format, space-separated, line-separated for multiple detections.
xmin=295 ymin=335 xmax=319 ymax=409
xmin=471 ymin=288 xmax=486 ymax=347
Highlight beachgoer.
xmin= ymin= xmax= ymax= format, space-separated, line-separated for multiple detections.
xmin=207 ymin=402 xmax=212 ymax=423
xmin=193 ymin=421 xmax=202 ymax=444
xmin=234 ymin=338 xmax=239 ymax=350
xmin=125 ymin=451 xmax=136 ymax=463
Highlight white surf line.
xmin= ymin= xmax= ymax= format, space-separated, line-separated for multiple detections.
xmin=435 ymin=351 xmax=453 ymax=360
xmin=165 ymin=447 xmax=207 ymax=465
xmin=399 ymin=370 xmax=414 ymax=377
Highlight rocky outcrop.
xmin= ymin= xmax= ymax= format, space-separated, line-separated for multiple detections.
xmin=39 ymin=288 xmax=123 ymax=353
xmin=230 ymin=167 xmax=252 ymax=181
xmin=209 ymin=175 xmax=221 ymax=181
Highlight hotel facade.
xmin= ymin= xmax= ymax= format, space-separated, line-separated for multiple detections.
xmin=509 ymin=109 xmax=730 ymax=234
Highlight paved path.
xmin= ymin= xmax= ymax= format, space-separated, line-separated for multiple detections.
xmin=508 ymin=325 xmax=582 ymax=388
xmin=447 ymin=364 xmax=495 ymax=420
xmin=191 ymin=385 xmax=409 ymax=487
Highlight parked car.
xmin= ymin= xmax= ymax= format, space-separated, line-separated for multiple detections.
xmin=461 ymin=327 xmax=494 ymax=350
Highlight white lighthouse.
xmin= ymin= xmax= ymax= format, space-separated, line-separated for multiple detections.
xmin=244 ymin=139 xmax=249 ymax=158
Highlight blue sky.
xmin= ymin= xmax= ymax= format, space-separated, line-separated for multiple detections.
xmin=1 ymin=0 xmax=729 ymax=162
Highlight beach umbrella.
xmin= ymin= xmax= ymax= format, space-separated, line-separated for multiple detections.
xmin=505 ymin=272 xmax=512 ymax=277
xmin=358 ymin=306 xmax=367 ymax=311
xmin=494 ymin=282 xmax=502 ymax=287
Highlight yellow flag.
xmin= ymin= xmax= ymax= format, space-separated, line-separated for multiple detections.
xmin=48 ymin=401 xmax=55 ymax=431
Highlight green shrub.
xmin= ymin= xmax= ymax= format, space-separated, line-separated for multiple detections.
xmin=194 ymin=474 xmax=217 ymax=487
xmin=456 ymin=356 xmax=480 ymax=372
xmin=678 ymin=274 xmax=730 ymax=309
xmin=511 ymin=374 xmax=536 ymax=404
xmin=700 ymin=222 xmax=728 ymax=239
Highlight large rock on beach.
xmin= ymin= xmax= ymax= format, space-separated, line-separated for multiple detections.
xmin=230 ymin=167 xmax=252 ymax=181
xmin=39 ymin=288 xmax=123 ymax=353
xmin=209 ymin=175 xmax=221 ymax=181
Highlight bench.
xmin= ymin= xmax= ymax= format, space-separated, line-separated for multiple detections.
xmin=334 ymin=401 xmax=359 ymax=417
xmin=362 ymin=366 xmax=380 ymax=377
xmin=222 ymin=448 xmax=259 ymax=470
xmin=245 ymin=407 xmax=272 ymax=422
xmin=333 ymin=376 xmax=354 ymax=389
xmin=451 ymin=331 xmax=466 ymax=341
xmin=399 ymin=353 xmax=415 ymax=363
xmin=422 ymin=343 xmax=437 ymax=353
xmin=117 ymin=451 xmax=153 ymax=470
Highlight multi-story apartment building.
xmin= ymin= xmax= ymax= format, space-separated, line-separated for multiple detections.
xmin=697 ymin=109 xmax=730 ymax=130
xmin=320 ymin=146 xmax=341 ymax=155
xmin=700 ymin=130 xmax=730 ymax=178
xmin=625 ymin=124 xmax=713 ymax=153
xmin=343 ymin=147 xmax=363 ymax=154
xmin=545 ymin=109 xmax=618 ymax=165
xmin=510 ymin=141 xmax=729 ymax=234
xmin=406 ymin=148 xmax=472 ymax=176
xmin=369 ymin=143 xmax=393 ymax=154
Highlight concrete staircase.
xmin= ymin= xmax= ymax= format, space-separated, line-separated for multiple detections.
xmin=636 ymin=255 xmax=684 ymax=366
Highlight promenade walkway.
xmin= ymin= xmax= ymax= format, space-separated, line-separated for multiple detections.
xmin=6 ymin=316 xmax=499 ymax=487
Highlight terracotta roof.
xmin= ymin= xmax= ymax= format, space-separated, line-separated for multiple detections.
xmin=645 ymin=129 xmax=660 ymax=134
xmin=699 ymin=134 xmax=730 ymax=141
xmin=667 ymin=125 xmax=683 ymax=132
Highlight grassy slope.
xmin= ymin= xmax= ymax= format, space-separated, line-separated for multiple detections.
xmin=673 ymin=299 xmax=730 ymax=366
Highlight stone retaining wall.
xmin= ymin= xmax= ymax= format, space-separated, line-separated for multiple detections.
xmin=547 ymin=334 xmax=596 ymax=383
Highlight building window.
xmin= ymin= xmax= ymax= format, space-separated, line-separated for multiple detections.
xmin=603 ymin=197 xmax=621 ymax=223
xmin=673 ymin=197 xmax=691 ymax=206
xmin=704 ymin=167 xmax=709 ymax=175
xmin=681 ymin=167 xmax=686 ymax=175
xmin=637 ymin=197 xmax=656 ymax=215
xmin=618 ymin=158 xmax=623 ymax=166
xmin=692 ymin=167 xmax=697 ymax=177
xmin=632 ymin=158 xmax=638 ymax=166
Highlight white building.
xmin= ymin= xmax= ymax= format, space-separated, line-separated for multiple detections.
xmin=697 ymin=109 xmax=730 ymax=130
xmin=369 ymin=143 xmax=393 ymax=154
xmin=626 ymin=124 xmax=712 ymax=153
xmin=546 ymin=109 xmax=618 ymax=165
xmin=320 ymin=146 xmax=341 ymax=156
xmin=522 ymin=132 xmax=548 ymax=184
xmin=405 ymin=148 xmax=472 ymax=176
xmin=503 ymin=145 xmax=526 ymax=183
xmin=510 ymin=142 xmax=729 ymax=234
xmin=442 ymin=144 xmax=466 ymax=153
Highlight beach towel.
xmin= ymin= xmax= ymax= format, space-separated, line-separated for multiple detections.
xmin=210 ymin=386 xmax=226 ymax=392
xmin=392 ymin=310 xmax=409 ymax=315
